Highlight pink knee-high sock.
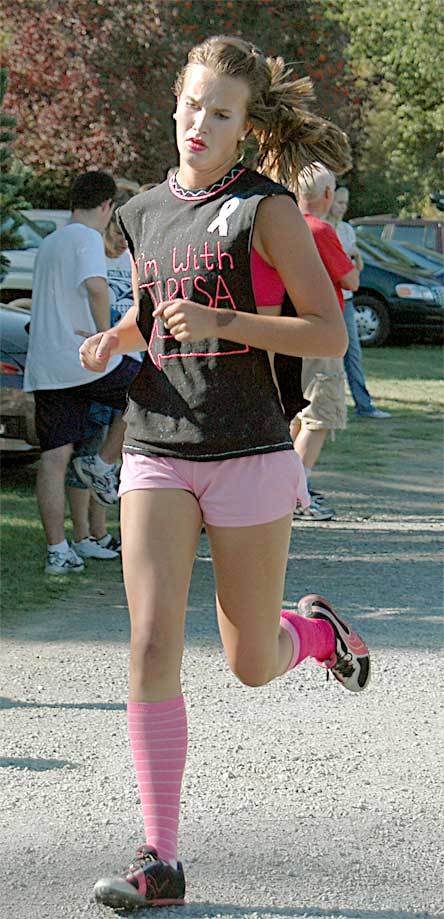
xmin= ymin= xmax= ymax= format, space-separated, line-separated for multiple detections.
xmin=127 ymin=696 xmax=187 ymax=863
xmin=281 ymin=610 xmax=335 ymax=669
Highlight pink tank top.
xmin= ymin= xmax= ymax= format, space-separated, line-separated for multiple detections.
xmin=250 ymin=247 xmax=285 ymax=307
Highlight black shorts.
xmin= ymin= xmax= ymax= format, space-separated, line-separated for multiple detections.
xmin=34 ymin=356 xmax=140 ymax=453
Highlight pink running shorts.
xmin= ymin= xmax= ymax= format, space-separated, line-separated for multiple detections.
xmin=119 ymin=450 xmax=309 ymax=527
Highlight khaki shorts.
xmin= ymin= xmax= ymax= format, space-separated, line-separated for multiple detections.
xmin=297 ymin=357 xmax=347 ymax=431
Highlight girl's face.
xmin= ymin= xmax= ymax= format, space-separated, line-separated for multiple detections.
xmin=175 ymin=64 xmax=249 ymax=177
xmin=105 ymin=220 xmax=127 ymax=258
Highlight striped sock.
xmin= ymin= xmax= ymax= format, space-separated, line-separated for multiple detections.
xmin=127 ymin=696 xmax=188 ymax=864
xmin=281 ymin=610 xmax=335 ymax=669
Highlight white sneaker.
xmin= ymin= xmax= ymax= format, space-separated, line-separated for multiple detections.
xmin=72 ymin=537 xmax=119 ymax=560
xmin=357 ymin=408 xmax=391 ymax=419
xmin=72 ymin=455 xmax=119 ymax=507
xmin=96 ymin=533 xmax=121 ymax=553
xmin=45 ymin=547 xmax=85 ymax=576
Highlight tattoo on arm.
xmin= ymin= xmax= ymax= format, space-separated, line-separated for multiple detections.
xmin=216 ymin=311 xmax=236 ymax=327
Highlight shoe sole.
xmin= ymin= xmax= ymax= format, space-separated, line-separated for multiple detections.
xmin=45 ymin=565 xmax=84 ymax=575
xmin=72 ymin=459 xmax=118 ymax=508
xmin=73 ymin=551 xmax=118 ymax=560
xmin=298 ymin=593 xmax=371 ymax=692
xmin=94 ymin=877 xmax=184 ymax=909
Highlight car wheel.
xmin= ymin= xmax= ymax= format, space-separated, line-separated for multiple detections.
xmin=354 ymin=296 xmax=390 ymax=347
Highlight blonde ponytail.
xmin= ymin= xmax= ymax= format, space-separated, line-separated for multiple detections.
xmin=253 ymin=55 xmax=351 ymax=185
xmin=174 ymin=36 xmax=351 ymax=186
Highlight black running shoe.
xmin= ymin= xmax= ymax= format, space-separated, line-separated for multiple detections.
xmin=94 ymin=845 xmax=185 ymax=909
xmin=298 ymin=594 xmax=371 ymax=692
xmin=308 ymin=486 xmax=325 ymax=500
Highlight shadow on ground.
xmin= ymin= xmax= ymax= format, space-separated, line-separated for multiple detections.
xmin=2 ymin=462 xmax=443 ymax=653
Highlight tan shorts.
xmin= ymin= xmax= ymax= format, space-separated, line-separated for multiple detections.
xmin=297 ymin=357 xmax=347 ymax=431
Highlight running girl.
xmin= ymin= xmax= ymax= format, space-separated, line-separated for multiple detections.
xmin=80 ymin=35 xmax=371 ymax=910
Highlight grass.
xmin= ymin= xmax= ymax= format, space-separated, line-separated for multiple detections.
xmin=1 ymin=345 xmax=443 ymax=614
xmin=319 ymin=345 xmax=443 ymax=474
xmin=0 ymin=458 xmax=121 ymax=615
xmin=361 ymin=345 xmax=443 ymax=412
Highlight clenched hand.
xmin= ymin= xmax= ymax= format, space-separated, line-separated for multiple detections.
xmin=152 ymin=299 xmax=218 ymax=343
xmin=78 ymin=329 xmax=120 ymax=372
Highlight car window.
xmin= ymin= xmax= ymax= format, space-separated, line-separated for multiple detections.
xmin=354 ymin=224 xmax=384 ymax=238
xmin=425 ymin=225 xmax=437 ymax=250
xmin=356 ymin=229 xmax=441 ymax=274
xmin=1 ymin=216 xmax=44 ymax=250
xmin=390 ymin=226 xmax=426 ymax=247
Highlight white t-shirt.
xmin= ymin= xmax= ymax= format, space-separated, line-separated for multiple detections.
xmin=24 ymin=223 xmax=122 ymax=391
xmin=106 ymin=249 xmax=142 ymax=363
xmin=335 ymin=221 xmax=357 ymax=300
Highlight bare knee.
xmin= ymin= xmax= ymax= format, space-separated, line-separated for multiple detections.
xmin=39 ymin=445 xmax=72 ymax=477
xmin=229 ymin=657 xmax=272 ymax=688
xmin=130 ymin=611 xmax=183 ymax=685
xmin=221 ymin=627 xmax=281 ymax=688
xmin=131 ymin=632 xmax=178 ymax=673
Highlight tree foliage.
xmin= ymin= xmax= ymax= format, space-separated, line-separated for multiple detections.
xmin=1 ymin=0 xmax=348 ymax=207
xmin=3 ymin=0 xmax=441 ymax=215
xmin=0 ymin=68 xmax=28 ymax=276
xmin=327 ymin=0 xmax=444 ymax=214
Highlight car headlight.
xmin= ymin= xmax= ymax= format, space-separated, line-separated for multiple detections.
xmin=395 ymin=284 xmax=435 ymax=302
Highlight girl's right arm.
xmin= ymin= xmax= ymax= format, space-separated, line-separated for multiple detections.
xmin=79 ymin=259 xmax=147 ymax=372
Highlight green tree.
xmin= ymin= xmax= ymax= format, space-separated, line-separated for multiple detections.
xmin=0 ymin=67 xmax=27 ymax=276
xmin=328 ymin=0 xmax=444 ymax=215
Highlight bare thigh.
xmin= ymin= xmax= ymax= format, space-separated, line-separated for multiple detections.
xmin=121 ymin=488 xmax=202 ymax=701
xmin=206 ymin=514 xmax=292 ymax=686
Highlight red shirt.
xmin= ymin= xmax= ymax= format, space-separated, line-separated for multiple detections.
xmin=304 ymin=213 xmax=354 ymax=311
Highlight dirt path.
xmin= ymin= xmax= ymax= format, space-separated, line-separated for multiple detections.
xmin=1 ymin=448 xmax=443 ymax=919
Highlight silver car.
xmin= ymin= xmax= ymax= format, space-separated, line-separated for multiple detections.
xmin=0 ymin=210 xmax=70 ymax=301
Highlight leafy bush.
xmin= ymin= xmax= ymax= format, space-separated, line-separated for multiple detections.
xmin=2 ymin=0 xmax=348 ymax=207
xmin=0 ymin=68 xmax=28 ymax=273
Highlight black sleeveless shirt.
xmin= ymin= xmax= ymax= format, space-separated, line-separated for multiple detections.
xmin=117 ymin=165 xmax=305 ymax=461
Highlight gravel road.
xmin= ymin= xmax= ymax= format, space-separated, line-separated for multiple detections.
xmin=1 ymin=464 xmax=443 ymax=919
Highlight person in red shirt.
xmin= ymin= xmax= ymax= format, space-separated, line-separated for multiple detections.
xmin=291 ymin=163 xmax=359 ymax=519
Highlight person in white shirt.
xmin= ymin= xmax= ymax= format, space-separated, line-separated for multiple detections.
xmin=327 ymin=187 xmax=391 ymax=419
xmin=24 ymin=171 xmax=140 ymax=575
xmin=66 ymin=192 xmax=143 ymax=561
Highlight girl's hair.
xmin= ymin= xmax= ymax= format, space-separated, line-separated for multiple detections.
xmin=105 ymin=187 xmax=134 ymax=251
xmin=174 ymin=35 xmax=351 ymax=186
xmin=110 ymin=187 xmax=134 ymax=224
xmin=138 ymin=182 xmax=157 ymax=193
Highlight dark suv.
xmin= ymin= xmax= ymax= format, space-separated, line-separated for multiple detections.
xmin=350 ymin=216 xmax=443 ymax=254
